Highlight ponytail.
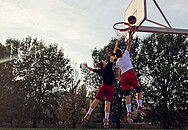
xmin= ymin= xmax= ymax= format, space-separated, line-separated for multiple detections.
xmin=106 ymin=48 xmax=116 ymax=57
xmin=106 ymin=48 xmax=122 ymax=59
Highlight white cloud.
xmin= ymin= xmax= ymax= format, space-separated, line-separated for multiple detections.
xmin=0 ymin=0 xmax=187 ymax=66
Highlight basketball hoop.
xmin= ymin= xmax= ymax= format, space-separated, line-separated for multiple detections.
xmin=113 ymin=22 xmax=135 ymax=42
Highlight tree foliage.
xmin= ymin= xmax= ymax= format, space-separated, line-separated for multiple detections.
xmin=139 ymin=34 xmax=187 ymax=128
xmin=0 ymin=43 xmax=12 ymax=96
xmin=0 ymin=43 xmax=22 ymax=125
xmin=5 ymin=37 xmax=74 ymax=128
xmin=0 ymin=33 xmax=187 ymax=129
xmin=81 ymin=34 xmax=187 ymax=129
xmin=56 ymin=84 xmax=87 ymax=128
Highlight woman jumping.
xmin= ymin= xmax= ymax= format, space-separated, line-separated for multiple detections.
xmin=106 ymin=30 xmax=146 ymax=124
xmin=83 ymin=54 xmax=115 ymax=128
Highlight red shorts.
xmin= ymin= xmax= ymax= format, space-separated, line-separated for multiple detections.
xmin=121 ymin=69 xmax=140 ymax=91
xmin=95 ymin=83 xmax=114 ymax=102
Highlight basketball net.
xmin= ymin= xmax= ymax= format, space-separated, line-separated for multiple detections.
xmin=113 ymin=22 xmax=136 ymax=42
xmin=114 ymin=29 xmax=129 ymax=42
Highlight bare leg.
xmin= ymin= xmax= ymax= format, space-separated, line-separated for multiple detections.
xmin=105 ymin=101 xmax=111 ymax=113
xmin=103 ymin=101 xmax=111 ymax=128
xmin=90 ymin=99 xmax=100 ymax=109
xmin=126 ymin=95 xmax=131 ymax=104
xmin=126 ymin=95 xmax=133 ymax=123
xmin=136 ymin=92 xmax=146 ymax=116
xmin=126 ymin=95 xmax=132 ymax=112
xmin=84 ymin=99 xmax=100 ymax=121
xmin=137 ymin=92 xmax=142 ymax=100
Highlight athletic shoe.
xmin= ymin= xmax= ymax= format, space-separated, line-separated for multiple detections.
xmin=127 ymin=112 xmax=133 ymax=124
xmin=103 ymin=118 xmax=109 ymax=129
xmin=83 ymin=114 xmax=90 ymax=121
xmin=137 ymin=106 xmax=146 ymax=116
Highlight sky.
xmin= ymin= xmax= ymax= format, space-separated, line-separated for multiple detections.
xmin=0 ymin=0 xmax=188 ymax=68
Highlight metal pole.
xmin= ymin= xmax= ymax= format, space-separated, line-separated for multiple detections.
xmin=153 ymin=0 xmax=172 ymax=28
xmin=145 ymin=19 xmax=169 ymax=28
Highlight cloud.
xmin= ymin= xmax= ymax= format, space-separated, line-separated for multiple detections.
xmin=0 ymin=0 xmax=187 ymax=66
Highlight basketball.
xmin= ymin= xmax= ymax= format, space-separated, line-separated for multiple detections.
xmin=128 ymin=15 xmax=137 ymax=24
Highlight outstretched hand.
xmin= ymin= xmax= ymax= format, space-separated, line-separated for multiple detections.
xmin=83 ymin=63 xmax=88 ymax=68
xmin=129 ymin=26 xmax=136 ymax=34
xmin=83 ymin=63 xmax=93 ymax=71
xmin=115 ymin=41 xmax=118 ymax=48
xmin=114 ymin=41 xmax=118 ymax=53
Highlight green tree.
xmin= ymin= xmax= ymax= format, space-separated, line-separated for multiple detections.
xmin=0 ymin=43 xmax=21 ymax=126
xmin=56 ymin=83 xmax=88 ymax=129
xmin=139 ymin=34 xmax=187 ymax=128
xmin=6 ymin=37 xmax=74 ymax=128
xmin=0 ymin=43 xmax=12 ymax=97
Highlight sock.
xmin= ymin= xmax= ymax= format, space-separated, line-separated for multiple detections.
xmin=105 ymin=112 xmax=110 ymax=120
xmin=87 ymin=107 xmax=93 ymax=115
xmin=138 ymin=99 xmax=142 ymax=107
xmin=126 ymin=104 xmax=131 ymax=113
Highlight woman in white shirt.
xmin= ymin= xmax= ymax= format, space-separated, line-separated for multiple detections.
xmin=106 ymin=31 xmax=146 ymax=124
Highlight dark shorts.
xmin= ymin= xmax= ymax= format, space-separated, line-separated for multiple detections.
xmin=95 ymin=83 xmax=114 ymax=102
xmin=121 ymin=69 xmax=140 ymax=91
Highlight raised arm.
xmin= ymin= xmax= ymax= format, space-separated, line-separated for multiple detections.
xmin=83 ymin=63 xmax=93 ymax=71
xmin=110 ymin=41 xmax=118 ymax=62
xmin=126 ymin=29 xmax=133 ymax=53
xmin=114 ymin=41 xmax=118 ymax=53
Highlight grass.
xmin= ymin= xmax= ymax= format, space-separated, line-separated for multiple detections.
xmin=0 ymin=127 xmax=107 ymax=130
xmin=0 ymin=128 xmax=166 ymax=130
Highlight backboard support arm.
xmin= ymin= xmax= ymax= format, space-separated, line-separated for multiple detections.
xmin=152 ymin=0 xmax=172 ymax=28
xmin=145 ymin=19 xmax=169 ymax=28
xmin=137 ymin=26 xmax=188 ymax=35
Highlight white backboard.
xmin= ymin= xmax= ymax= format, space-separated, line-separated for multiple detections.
xmin=123 ymin=0 xmax=188 ymax=35
xmin=125 ymin=0 xmax=146 ymax=27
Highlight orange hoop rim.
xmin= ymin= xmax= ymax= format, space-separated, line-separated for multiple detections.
xmin=113 ymin=22 xmax=131 ymax=32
